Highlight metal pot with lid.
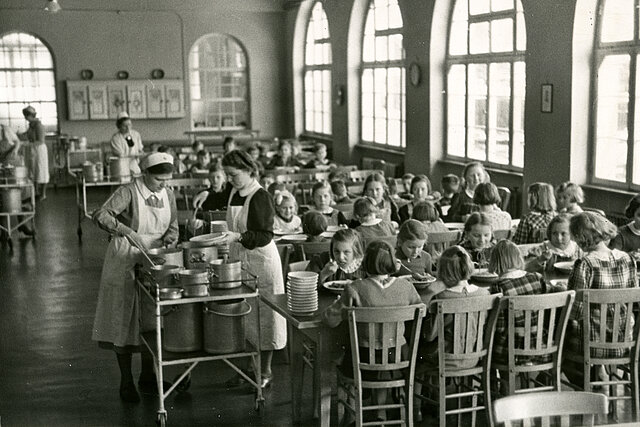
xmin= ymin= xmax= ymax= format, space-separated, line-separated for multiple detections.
xmin=208 ymin=259 xmax=242 ymax=289
xmin=179 ymin=268 xmax=210 ymax=297
xmin=109 ymin=156 xmax=132 ymax=180
xmin=181 ymin=241 xmax=219 ymax=270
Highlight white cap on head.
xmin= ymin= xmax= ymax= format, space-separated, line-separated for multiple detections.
xmin=117 ymin=112 xmax=129 ymax=120
xmin=140 ymin=152 xmax=173 ymax=171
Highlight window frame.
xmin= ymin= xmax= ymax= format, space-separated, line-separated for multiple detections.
xmin=188 ymin=33 xmax=250 ymax=131
xmin=360 ymin=0 xmax=406 ymax=149
xmin=443 ymin=0 xmax=526 ymax=172
xmin=589 ymin=0 xmax=640 ymax=191
xmin=0 ymin=31 xmax=59 ymax=134
xmin=302 ymin=1 xmax=333 ymax=137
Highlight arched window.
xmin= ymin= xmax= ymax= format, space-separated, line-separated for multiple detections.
xmin=0 ymin=32 xmax=57 ymax=133
xmin=446 ymin=0 xmax=526 ymax=168
xmin=361 ymin=0 xmax=405 ymax=148
xmin=189 ymin=34 xmax=248 ymax=129
xmin=304 ymin=1 xmax=332 ymax=135
xmin=591 ymin=0 xmax=640 ymax=189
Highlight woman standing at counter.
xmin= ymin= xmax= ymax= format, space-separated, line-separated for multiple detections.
xmin=18 ymin=106 xmax=49 ymax=200
xmin=222 ymin=150 xmax=286 ymax=388
xmin=92 ymin=152 xmax=178 ymax=403
xmin=110 ymin=112 xmax=144 ymax=175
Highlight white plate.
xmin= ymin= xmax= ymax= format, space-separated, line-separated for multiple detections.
xmin=320 ymin=231 xmax=335 ymax=239
xmin=554 ymin=261 xmax=575 ymax=273
xmin=326 ymin=225 xmax=342 ymax=232
xmin=274 ymin=229 xmax=302 ymax=236
xmin=445 ymin=222 xmax=465 ymax=230
xmin=281 ymin=234 xmax=308 ymax=242
xmin=323 ymin=280 xmax=351 ymax=294
xmin=288 ymin=271 xmax=319 ymax=280
xmin=471 ymin=268 xmax=499 ymax=282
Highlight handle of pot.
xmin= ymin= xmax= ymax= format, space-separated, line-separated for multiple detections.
xmin=161 ymin=306 xmax=178 ymax=316
xmin=203 ymin=301 xmax=251 ymax=317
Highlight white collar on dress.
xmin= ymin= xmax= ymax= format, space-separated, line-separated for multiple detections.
xmin=136 ymin=178 xmax=165 ymax=199
xmin=238 ymin=179 xmax=262 ymax=197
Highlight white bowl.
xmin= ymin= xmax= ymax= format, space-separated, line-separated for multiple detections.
xmin=554 ymin=261 xmax=575 ymax=273
xmin=288 ymin=271 xmax=319 ymax=280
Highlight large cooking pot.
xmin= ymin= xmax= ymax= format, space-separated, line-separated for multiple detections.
xmin=208 ymin=259 xmax=242 ymax=289
xmin=145 ymin=247 xmax=184 ymax=269
xmin=109 ymin=156 xmax=131 ymax=180
xmin=203 ymin=299 xmax=251 ymax=354
xmin=0 ymin=187 xmax=22 ymax=213
xmin=181 ymin=241 xmax=218 ymax=270
xmin=83 ymin=162 xmax=100 ymax=183
xmin=178 ymin=268 xmax=209 ymax=286
xmin=147 ymin=264 xmax=181 ymax=288
xmin=4 ymin=166 xmax=28 ymax=183
xmin=162 ymin=303 xmax=203 ymax=352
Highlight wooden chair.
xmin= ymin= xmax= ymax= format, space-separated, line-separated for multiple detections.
xmin=531 ymin=227 xmax=547 ymax=243
xmin=297 ymin=182 xmax=315 ymax=205
xmin=299 ymin=241 xmax=331 ymax=261
xmin=491 ymin=291 xmax=576 ymax=422
xmin=564 ymin=288 xmax=640 ymax=420
xmin=415 ymin=294 xmax=502 ymax=427
xmin=496 ymin=186 xmax=511 ymax=212
xmin=167 ymin=178 xmax=210 ymax=210
xmin=288 ymin=260 xmax=310 ymax=272
xmin=493 ymin=229 xmax=511 ymax=241
xmin=493 ymin=391 xmax=608 ymax=427
xmin=364 ymin=235 xmax=397 ymax=250
xmin=349 ymin=169 xmax=384 ymax=182
xmin=276 ymin=244 xmax=294 ymax=279
xmin=314 ymin=171 xmax=330 ymax=182
xmin=276 ymin=172 xmax=314 ymax=185
xmin=425 ymin=230 xmax=461 ymax=260
xmin=346 ymin=182 xmax=365 ymax=196
xmin=337 ymin=304 xmax=427 ymax=427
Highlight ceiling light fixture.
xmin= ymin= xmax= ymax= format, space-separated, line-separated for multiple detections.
xmin=44 ymin=0 xmax=62 ymax=14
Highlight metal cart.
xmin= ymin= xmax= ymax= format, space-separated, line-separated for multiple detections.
xmin=0 ymin=178 xmax=36 ymax=251
xmin=73 ymin=174 xmax=130 ymax=240
xmin=137 ymin=268 xmax=265 ymax=427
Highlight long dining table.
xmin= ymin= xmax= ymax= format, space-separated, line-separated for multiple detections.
xmin=261 ymin=261 xmax=572 ymax=426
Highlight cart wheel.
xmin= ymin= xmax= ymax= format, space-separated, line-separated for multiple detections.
xmin=156 ymin=413 xmax=167 ymax=427
xmin=254 ymin=396 xmax=265 ymax=412
xmin=174 ymin=372 xmax=191 ymax=393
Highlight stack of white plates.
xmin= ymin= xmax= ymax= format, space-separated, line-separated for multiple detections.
xmin=210 ymin=221 xmax=228 ymax=233
xmin=287 ymin=271 xmax=318 ymax=315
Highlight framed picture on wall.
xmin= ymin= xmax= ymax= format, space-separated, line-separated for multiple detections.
xmin=541 ymin=84 xmax=553 ymax=113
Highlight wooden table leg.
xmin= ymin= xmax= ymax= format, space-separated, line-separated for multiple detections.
xmin=291 ymin=327 xmax=305 ymax=424
xmin=315 ymin=331 xmax=333 ymax=427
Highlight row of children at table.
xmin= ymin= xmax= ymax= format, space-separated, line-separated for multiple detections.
xmin=316 ymin=210 xmax=637 ymax=420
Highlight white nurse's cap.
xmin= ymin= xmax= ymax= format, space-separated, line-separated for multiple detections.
xmin=117 ymin=112 xmax=129 ymax=120
xmin=140 ymin=152 xmax=173 ymax=171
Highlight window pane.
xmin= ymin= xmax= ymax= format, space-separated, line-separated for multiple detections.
xmin=469 ymin=22 xmax=490 ymax=54
xmin=516 ymin=11 xmax=526 ymax=51
xmin=513 ymin=61 xmax=525 ymax=167
xmin=447 ymin=64 xmax=467 ymax=157
xmin=388 ymin=1 xmax=403 ymax=28
xmin=374 ymin=0 xmax=389 ymax=31
xmin=492 ymin=0 xmax=513 ymax=12
xmin=375 ymin=118 xmax=387 ymax=144
xmin=468 ymin=64 xmax=488 ymax=161
xmin=375 ymin=35 xmax=389 ymax=61
xmin=488 ymin=63 xmax=511 ymax=164
xmin=594 ymin=55 xmax=630 ymax=182
xmin=363 ymin=35 xmax=375 ymax=62
xmin=470 ymin=0 xmax=490 ymax=15
xmin=363 ymin=116 xmax=374 ymax=141
xmin=388 ymin=34 xmax=403 ymax=61
xmin=601 ymin=0 xmax=634 ymax=43
xmin=491 ymin=18 xmax=513 ymax=52
xmin=374 ymin=68 xmax=387 ymax=118
xmin=634 ymin=55 xmax=640 ymax=185
xmin=388 ymin=120 xmax=401 ymax=147
xmin=449 ymin=21 xmax=468 ymax=55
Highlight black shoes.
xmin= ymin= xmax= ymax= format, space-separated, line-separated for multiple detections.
xmin=138 ymin=377 xmax=172 ymax=395
xmin=119 ymin=382 xmax=140 ymax=403
xmin=18 ymin=225 xmax=34 ymax=236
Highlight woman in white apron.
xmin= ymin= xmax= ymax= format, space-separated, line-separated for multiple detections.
xmin=92 ymin=152 xmax=178 ymax=403
xmin=222 ymin=150 xmax=286 ymax=388
xmin=18 ymin=106 xmax=49 ymax=200
xmin=110 ymin=112 xmax=144 ymax=175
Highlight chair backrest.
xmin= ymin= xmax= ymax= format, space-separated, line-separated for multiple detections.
xmin=364 ymin=235 xmax=397 ymax=250
xmin=349 ymin=169 xmax=383 ymax=182
xmin=493 ymin=229 xmax=511 ymax=241
xmin=531 ymin=227 xmax=546 ymax=243
xmin=299 ymin=241 xmax=331 ymax=260
xmin=346 ymin=304 xmax=426 ymax=380
xmin=493 ymin=391 xmax=608 ymax=427
xmin=346 ymin=182 xmax=365 ymax=196
xmin=583 ymin=207 xmax=606 ymax=217
xmin=276 ymin=173 xmax=314 ymax=185
xmin=314 ymin=171 xmax=330 ymax=182
xmin=425 ymin=230 xmax=461 ymax=260
xmin=167 ymin=178 xmax=210 ymax=209
xmin=276 ymin=243 xmax=294 ymax=278
xmin=499 ymin=291 xmax=575 ymax=394
xmin=430 ymin=294 xmax=502 ymax=376
xmin=289 ymin=260 xmax=310 ymax=272
xmin=576 ymin=288 xmax=640 ymax=364
xmin=496 ymin=186 xmax=511 ymax=212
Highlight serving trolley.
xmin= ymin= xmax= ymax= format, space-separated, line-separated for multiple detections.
xmin=0 ymin=178 xmax=36 ymax=250
xmin=136 ymin=267 xmax=264 ymax=427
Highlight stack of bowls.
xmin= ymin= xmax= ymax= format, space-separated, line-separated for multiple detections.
xmin=286 ymin=271 xmax=318 ymax=315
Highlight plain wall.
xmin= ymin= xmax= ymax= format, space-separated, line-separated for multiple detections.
xmin=0 ymin=0 xmax=290 ymax=146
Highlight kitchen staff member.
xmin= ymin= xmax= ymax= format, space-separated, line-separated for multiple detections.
xmin=222 ymin=150 xmax=286 ymax=388
xmin=92 ymin=152 xmax=178 ymax=403
xmin=18 ymin=106 xmax=49 ymax=200
xmin=110 ymin=112 xmax=144 ymax=175
xmin=0 ymin=124 xmax=23 ymax=166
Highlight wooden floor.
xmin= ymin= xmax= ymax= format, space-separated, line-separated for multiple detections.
xmin=0 ymin=187 xmax=635 ymax=426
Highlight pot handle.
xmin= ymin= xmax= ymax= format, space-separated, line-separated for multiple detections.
xmin=161 ymin=306 xmax=178 ymax=316
xmin=203 ymin=301 xmax=251 ymax=317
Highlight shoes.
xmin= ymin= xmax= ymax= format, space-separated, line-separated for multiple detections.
xmin=119 ymin=382 xmax=140 ymax=403
xmin=224 ymin=373 xmax=248 ymax=388
xmin=18 ymin=225 xmax=34 ymax=236
xmin=260 ymin=376 xmax=272 ymax=389
xmin=138 ymin=377 xmax=172 ymax=395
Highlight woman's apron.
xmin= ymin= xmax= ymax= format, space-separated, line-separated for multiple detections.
xmin=227 ymin=185 xmax=287 ymax=351
xmin=26 ymin=121 xmax=49 ymax=184
xmin=92 ymin=182 xmax=171 ymax=349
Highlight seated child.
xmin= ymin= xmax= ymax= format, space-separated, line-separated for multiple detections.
xmin=398 ymin=173 xmax=415 ymax=200
xmin=439 ymin=174 xmax=460 ymax=207
xmin=512 ymin=182 xmax=557 ymax=244
xmin=185 ymin=140 xmax=204 ymax=167
xmin=306 ymin=228 xmax=366 ymax=285
xmin=488 ymin=240 xmax=546 ymax=365
xmin=189 ymin=150 xmax=211 ymax=173
xmin=290 ymin=139 xmax=306 ymax=167
xmin=331 ymin=179 xmax=352 ymax=204
xmin=222 ymin=136 xmax=236 ymax=155
xmin=387 ymin=177 xmax=402 ymax=204
xmin=194 ymin=161 xmax=232 ymax=212
xmin=412 ymin=201 xmax=449 ymax=233
xmin=273 ymin=190 xmax=302 ymax=234
xmin=268 ymin=139 xmax=300 ymax=170
xmin=363 ymin=173 xmax=401 ymax=224
xmin=322 ymin=240 xmax=423 ymax=421
xmin=555 ymin=182 xmax=584 ymax=215
xmin=261 ymin=174 xmax=277 ymax=191
xmin=309 ymin=181 xmax=349 ymax=226
xmin=458 ymin=212 xmax=496 ymax=266
xmin=302 ymin=211 xmax=328 ymax=242
xmin=526 ymin=214 xmax=583 ymax=273
xmin=257 ymin=143 xmax=271 ymax=169
xmin=610 ymin=194 xmax=640 ymax=254
xmin=394 ymin=219 xmax=433 ymax=278
xmin=354 ymin=197 xmax=396 ymax=240
xmin=399 ymin=175 xmax=435 ymax=223
xmin=305 ymin=142 xmax=333 ymax=169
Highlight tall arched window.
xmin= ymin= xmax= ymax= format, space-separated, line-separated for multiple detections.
xmin=446 ymin=0 xmax=526 ymax=168
xmin=361 ymin=0 xmax=405 ymax=148
xmin=0 ymin=32 xmax=57 ymax=133
xmin=189 ymin=34 xmax=249 ymax=129
xmin=304 ymin=1 xmax=332 ymax=135
xmin=591 ymin=0 xmax=640 ymax=189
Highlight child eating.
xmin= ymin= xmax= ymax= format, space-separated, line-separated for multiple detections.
xmin=362 ymin=172 xmax=400 ymax=224
xmin=302 ymin=211 xmax=328 ymax=242
xmin=394 ymin=219 xmax=433 ymax=279
xmin=555 ymin=182 xmax=584 ymax=215
xmin=512 ymin=182 xmax=557 ymax=244
xmin=354 ymin=197 xmax=396 ymax=240
xmin=309 ymin=181 xmax=348 ymax=226
xmin=526 ymin=214 xmax=583 ymax=273
xmin=459 ymin=212 xmax=495 ymax=266
xmin=306 ymin=228 xmax=366 ymax=285
xmin=412 ymin=201 xmax=449 ymax=233
xmin=610 ymin=194 xmax=640 ymax=254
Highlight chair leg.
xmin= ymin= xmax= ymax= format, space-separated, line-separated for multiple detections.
xmin=633 ymin=358 xmax=640 ymax=421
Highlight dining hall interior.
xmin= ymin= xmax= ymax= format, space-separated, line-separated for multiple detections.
xmin=2 ymin=0 xmax=640 ymax=426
